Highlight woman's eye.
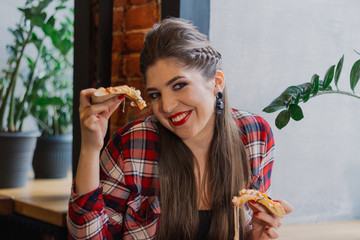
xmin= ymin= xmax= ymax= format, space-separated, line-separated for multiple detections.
xmin=148 ymin=92 xmax=160 ymax=100
xmin=173 ymin=82 xmax=187 ymax=90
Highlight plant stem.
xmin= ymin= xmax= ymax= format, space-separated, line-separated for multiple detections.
xmin=8 ymin=82 xmax=16 ymax=132
xmin=310 ymin=90 xmax=360 ymax=100
xmin=14 ymin=40 xmax=45 ymax=129
xmin=0 ymin=25 xmax=34 ymax=132
xmin=53 ymin=106 xmax=59 ymax=135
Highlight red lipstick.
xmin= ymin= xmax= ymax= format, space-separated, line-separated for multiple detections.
xmin=169 ymin=110 xmax=192 ymax=126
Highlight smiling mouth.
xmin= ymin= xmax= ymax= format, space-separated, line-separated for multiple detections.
xmin=169 ymin=111 xmax=192 ymax=126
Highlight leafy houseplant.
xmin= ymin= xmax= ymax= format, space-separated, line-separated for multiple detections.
xmin=0 ymin=0 xmax=73 ymax=133
xmin=28 ymin=1 xmax=74 ymax=179
xmin=29 ymin=8 xmax=73 ymax=137
xmin=0 ymin=0 xmax=73 ymax=186
xmin=263 ymin=53 xmax=360 ymax=130
xmin=31 ymin=41 xmax=74 ymax=179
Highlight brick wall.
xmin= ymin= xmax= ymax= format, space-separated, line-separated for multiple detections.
xmin=110 ymin=0 xmax=160 ymax=134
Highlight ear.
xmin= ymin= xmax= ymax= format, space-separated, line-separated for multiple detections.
xmin=214 ymin=70 xmax=225 ymax=94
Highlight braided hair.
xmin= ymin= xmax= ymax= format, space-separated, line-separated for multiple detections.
xmin=140 ymin=18 xmax=222 ymax=80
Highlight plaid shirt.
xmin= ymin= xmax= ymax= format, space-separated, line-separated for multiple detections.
xmin=67 ymin=110 xmax=275 ymax=239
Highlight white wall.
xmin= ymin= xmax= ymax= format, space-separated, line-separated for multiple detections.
xmin=210 ymin=0 xmax=360 ymax=225
xmin=0 ymin=0 xmax=23 ymax=69
xmin=1 ymin=0 xmax=38 ymax=131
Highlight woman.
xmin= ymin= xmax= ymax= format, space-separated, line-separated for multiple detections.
xmin=67 ymin=18 xmax=292 ymax=240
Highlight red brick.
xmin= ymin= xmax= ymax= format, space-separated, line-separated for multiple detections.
xmin=125 ymin=4 xmax=159 ymax=31
xmin=113 ymin=7 xmax=124 ymax=32
xmin=111 ymin=77 xmax=127 ymax=86
xmin=124 ymin=32 xmax=145 ymax=52
xmin=130 ymin=0 xmax=151 ymax=5
xmin=111 ymin=53 xmax=124 ymax=78
xmin=114 ymin=0 xmax=128 ymax=8
xmin=112 ymin=33 xmax=126 ymax=53
xmin=123 ymin=55 xmax=142 ymax=77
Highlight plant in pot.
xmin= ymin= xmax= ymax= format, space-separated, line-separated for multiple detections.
xmin=30 ymin=37 xmax=73 ymax=179
xmin=0 ymin=0 xmax=73 ymax=187
xmin=263 ymin=53 xmax=360 ymax=129
xmin=29 ymin=3 xmax=73 ymax=179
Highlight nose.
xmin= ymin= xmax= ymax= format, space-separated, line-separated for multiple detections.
xmin=159 ymin=93 xmax=177 ymax=113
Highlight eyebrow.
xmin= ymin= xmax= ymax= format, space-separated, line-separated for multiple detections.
xmin=146 ymin=75 xmax=186 ymax=93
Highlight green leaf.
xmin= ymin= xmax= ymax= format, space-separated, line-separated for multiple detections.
xmin=323 ymin=65 xmax=335 ymax=89
xmin=6 ymin=45 xmax=17 ymax=58
xmin=10 ymin=29 xmax=24 ymax=43
xmin=334 ymin=55 xmax=344 ymax=89
xmin=263 ymin=99 xmax=286 ymax=113
xmin=34 ymin=96 xmax=65 ymax=107
xmin=24 ymin=8 xmax=33 ymax=20
xmin=350 ymin=59 xmax=360 ymax=92
xmin=25 ymin=56 xmax=35 ymax=69
xmin=303 ymin=88 xmax=312 ymax=102
xmin=50 ymin=31 xmax=62 ymax=48
xmin=58 ymin=39 xmax=73 ymax=55
xmin=42 ymin=22 xmax=54 ymax=36
xmin=31 ymin=32 xmax=39 ymax=41
xmin=47 ymin=16 xmax=55 ymax=27
xmin=289 ymin=104 xmax=304 ymax=121
xmin=275 ymin=110 xmax=290 ymax=130
xmin=297 ymin=83 xmax=312 ymax=99
xmin=31 ymin=15 xmax=45 ymax=27
xmin=55 ymin=6 xmax=67 ymax=11
xmin=311 ymin=74 xmax=319 ymax=95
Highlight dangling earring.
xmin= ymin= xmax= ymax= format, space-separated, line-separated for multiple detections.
xmin=215 ymin=92 xmax=224 ymax=114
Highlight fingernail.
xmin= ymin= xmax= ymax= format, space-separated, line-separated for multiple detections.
xmin=253 ymin=212 xmax=259 ymax=216
xmin=96 ymin=115 xmax=100 ymax=119
xmin=118 ymin=95 xmax=125 ymax=100
xmin=249 ymin=200 xmax=257 ymax=204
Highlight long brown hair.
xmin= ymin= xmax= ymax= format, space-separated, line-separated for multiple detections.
xmin=140 ymin=18 xmax=251 ymax=240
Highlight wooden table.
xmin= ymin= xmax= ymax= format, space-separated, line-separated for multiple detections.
xmin=0 ymin=173 xmax=72 ymax=227
xmin=0 ymin=173 xmax=72 ymax=239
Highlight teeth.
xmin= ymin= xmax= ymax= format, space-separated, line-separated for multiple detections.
xmin=172 ymin=112 xmax=188 ymax=122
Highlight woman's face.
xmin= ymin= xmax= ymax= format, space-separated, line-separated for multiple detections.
xmin=146 ymin=59 xmax=220 ymax=142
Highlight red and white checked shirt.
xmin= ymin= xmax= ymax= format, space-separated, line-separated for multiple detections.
xmin=67 ymin=109 xmax=275 ymax=239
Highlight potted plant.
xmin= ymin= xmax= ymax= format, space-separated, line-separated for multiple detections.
xmin=263 ymin=53 xmax=360 ymax=129
xmin=30 ymin=36 xmax=73 ymax=179
xmin=0 ymin=0 xmax=73 ymax=187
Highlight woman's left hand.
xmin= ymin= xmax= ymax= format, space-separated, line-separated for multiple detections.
xmin=249 ymin=199 xmax=293 ymax=240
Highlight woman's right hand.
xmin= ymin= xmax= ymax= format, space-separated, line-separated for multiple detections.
xmin=75 ymin=88 xmax=125 ymax=195
xmin=79 ymin=88 xmax=125 ymax=152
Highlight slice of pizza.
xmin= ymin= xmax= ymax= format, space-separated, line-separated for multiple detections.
xmin=232 ymin=189 xmax=285 ymax=217
xmin=232 ymin=189 xmax=286 ymax=240
xmin=91 ymin=85 xmax=147 ymax=110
